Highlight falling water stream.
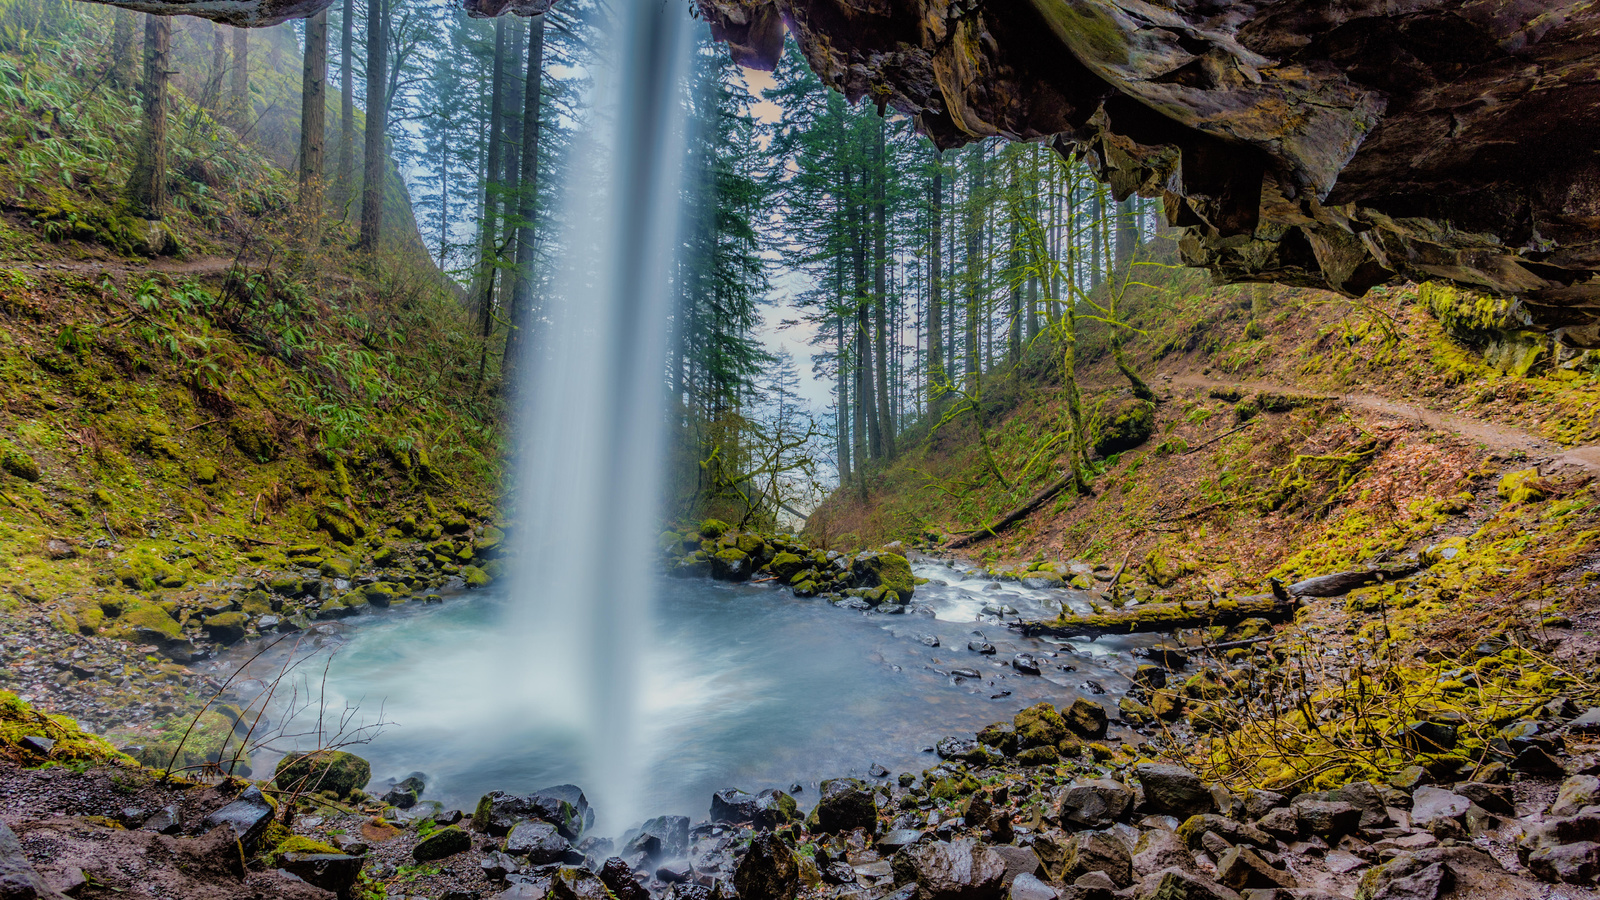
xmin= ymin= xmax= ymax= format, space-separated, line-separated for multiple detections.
xmin=205 ymin=3 xmax=1155 ymax=837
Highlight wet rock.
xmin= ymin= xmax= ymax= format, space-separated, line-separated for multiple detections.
xmin=550 ymin=866 xmax=613 ymax=900
xmin=482 ymin=850 xmax=522 ymax=880
xmin=507 ymin=821 xmax=572 ymax=864
xmin=917 ymin=634 xmax=941 ymax=647
xmin=851 ymin=552 xmax=917 ymax=601
xmin=969 ymin=641 xmax=997 ymax=655
xmin=1054 ymin=779 xmax=1134 ymax=829
xmin=0 ymin=821 xmax=68 ymax=900
xmin=656 ymin=861 xmax=692 ymax=883
xmin=1175 ymin=816 xmax=1272 ymax=852
xmin=752 ymin=789 xmax=800 ymax=830
xmin=279 ymin=852 xmax=363 ymax=896
xmin=734 ymin=832 xmax=800 ymax=900
xmin=624 ymin=816 xmax=689 ymax=861
xmin=414 ymin=826 xmax=472 ymax=861
xmin=1011 ymin=654 xmax=1041 ymax=676
xmin=1215 ymin=847 xmax=1294 ymax=891
xmin=990 ymin=845 xmax=1042 ymax=884
xmin=893 ymin=838 xmax=1005 ymax=900
xmin=1058 ymin=831 xmax=1133 ymax=887
xmin=1242 ymin=790 xmax=1286 ymax=820
xmin=1062 ymin=698 xmax=1108 ymax=739
xmin=816 ymin=778 xmax=878 ymax=833
xmin=711 ymin=789 xmax=758 ymax=824
xmin=141 ymin=805 xmax=182 ymax=835
xmin=1135 ymin=765 xmax=1212 ymax=818
xmin=1013 ymin=703 xmax=1067 ymax=749
xmin=938 ymin=737 xmax=994 ymax=765
xmin=18 ymin=735 xmax=54 ymax=755
xmin=879 ymin=829 xmax=927 ymax=853
xmin=1290 ymin=799 xmax=1360 ymax=840
xmin=200 ymin=785 xmax=274 ymax=851
xmin=475 ymin=789 xmax=586 ymax=840
xmin=273 ymin=750 xmax=371 ymax=800
xmin=601 ymin=857 xmax=649 ymax=900
xmin=1007 ymin=872 xmax=1056 ymax=900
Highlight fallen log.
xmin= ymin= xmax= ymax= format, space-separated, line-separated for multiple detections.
xmin=1010 ymin=593 xmax=1300 ymax=639
xmin=1286 ymin=561 xmax=1424 ymax=598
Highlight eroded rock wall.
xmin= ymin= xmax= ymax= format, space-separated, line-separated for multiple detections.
xmin=700 ymin=0 xmax=1600 ymax=346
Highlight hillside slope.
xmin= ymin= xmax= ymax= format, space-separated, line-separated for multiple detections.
xmin=0 ymin=5 xmax=505 ymax=759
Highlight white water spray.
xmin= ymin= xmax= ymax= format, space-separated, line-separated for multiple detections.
xmin=504 ymin=0 xmax=693 ymax=832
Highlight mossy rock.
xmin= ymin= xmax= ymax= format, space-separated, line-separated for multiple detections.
xmin=268 ymin=835 xmax=341 ymax=864
xmin=461 ymin=565 xmax=491 ymax=589
xmin=700 ymin=519 xmax=730 ymax=539
xmin=0 ymin=691 xmax=128 ymax=763
xmin=474 ymin=526 xmax=505 ymax=557
xmin=1498 ymin=468 xmax=1547 ymax=504
xmin=119 ymin=600 xmax=182 ymax=640
xmin=850 ymin=552 xmax=916 ymax=600
xmin=203 ymin=612 xmax=248 ymax=645
xmin=372 ymin=545 xmax=397 ymax=566
xmin=1014 ymin=702 xmax=1067 ymax=749
xmin=361 ymin=583 xmax=404 ymax=608
xmin=319 ymin=557 xmax=355 ymax=579
xmin=1142 ymin=547 xmax=1191 ymax=588
xmin=734 ymin=533 xmax=766 ymax=557
xmin=1091 ymin=394 xmax=1155 ymax=456
xmin=316 ymin=594 xmax=365 ymax=620
xmin=273 ymin=750 xmax=371 ymax=799
xmin=191 ymin=460 xmax=220 ymax=484
xmin=770 ymin=552 xmax=807 ymax=580
xmin=239 ymin=590 xmax=276 ymax=616
xmin=414 ymin=826 xmax=471 ymax=862
xmin=0 ymin=441 xmax=40 ymax=482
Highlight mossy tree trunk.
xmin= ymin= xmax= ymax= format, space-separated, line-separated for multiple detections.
xmin=927 ymin=150 xmax=945 ymax=418
xmin=872 ymin=115 xmax=895 ymax=458
xmin=334 ymin=0 xmax=355 ymax=215
xmin=110 ymin=8 xmax=137 ymax=88
xmin=230 ymin=25 xmax=248 ymax=129
xmin=125 ymin=14 xmax=171 ymax=220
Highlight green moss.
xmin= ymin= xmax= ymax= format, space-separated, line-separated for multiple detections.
xmin=274 ymin=749 xmax=371 ymax=799
xmin=461 ymin=565 xmax=490 ymax=588
xmin=118 ymin=600 xmax=182 ymax=640
xmin=0 ymin=440 xmax=40 ymax=482
xmin=1498 ymin=468 xmax=1547 ymax=505
xmin=0 ymin=691 xmax=130 ymax=763
xmin=1091 ymin=395 xmax=1155 ymax=456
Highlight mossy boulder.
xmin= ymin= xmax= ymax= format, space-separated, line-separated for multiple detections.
xmin=474 ymin=526 xmax=506 ymax=557
xmin=700 ymin=519 xmax=730 ymax=539
xmin=274 ymin=750 xmax=372 ymax=799
xmin=415 ymin=826 xmax=472 ymax=861
xmin=319 ymin=557 xmax=355 ymax=579
xmin=203 ymin=612 xmax=248 ymax=644
xmin=1498 ymin=468 xmax=1547 ymax=504
xmin=769 ymin=552 xmax=807 ymax=580
xmin=239 ymin=590 xmax=276 ymax=616
xmin=316 ymin=594 xmax=366 ymax=619
xmin=1091 ymin=395 xmax=1155 ymax=456
xmin=0 ymin=441 xmax=40 ymax=482
xmin=192 ymin=460 xmax=219 ymax=484
xmin=1143 ymin=547 xmax=1191 ymax=588
xmin=120 ymin=600 xmax=182 ymax=640
xmin=1014 ymin=702 xmax=1068 ymax=749
xmin=0 ymin=691 xmax=127 ymax=763
xmin=849 ymin=552 xmax=915 ymax=601
xmin=461 ymin=565 xmax=491 ymax=588
xmin=711 ymin=548 xmax=751 ymax=581
xmin=1064 ymin=698 xmax=1109 ymax=738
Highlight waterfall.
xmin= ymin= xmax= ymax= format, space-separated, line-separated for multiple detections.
xmin=505 ymin=0 xmax=693 ymax=832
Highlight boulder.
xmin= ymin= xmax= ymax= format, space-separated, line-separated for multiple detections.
xmin=1132 ymin=831 xmax=1196 ymax=878
xmin=414 ymin=826 xmax=472 ymax=861
xmin=1136 ymin=869 xmax=1240 ymax=900
xmin=202 ymin=612 xmax=248 ymax=644
xmin=279 ymin=852 xmax=363 ymax=896
xmin=1057 ymin=831 xmax=1133 ymax=888
xmin=710 ymin=789 xmax=759 ymax=824
xmin=851 ymin=552 xmax=917 ymax=601
xmin=0 ymin=821 xmax=68 ymax=900
xmin=816 ymin=778 xmax=877 ymax=833
xmin=506 ymin=821 xmax=572 ymax=864
xmin=1008 ymin=873 xmax=1057 ymax=900
xmin=1054 ymin=779 xmax=1134 ymax=829
xmin=1215 ymin=847 xmax=1295 ymax=891
xmin=1092 ymin=396 xmax=1154 ymax=456
xmin=623 ymin=815 xmax=689 ymax=861
xmin=200 ymin=785 xmax=275 ymax=852
xmin=733 ymin=832 xmax=801 ymax=900
xmin=601 ymin=857 xmax=650 ymax=900
xmin=1528 ymin=841 xmax=1600 ymax=884
xmin=752 ymin=789 xmax=800 ymax=829
xmin=474 ymin=789 xmax=586 ymax=840
xmin=550 ymin=866 xmax=614 ymax=900
xmin=1408 ymin=788 xmax=1470 ymax=830
xmin=1550 ymin=775 xmax=1600 ymax=818
xmin=273 ymin=750 xmax=371 ymax=800
xmin=893 ymin=838 xmax=1005 ymax=900
xmin=1063 ymin=698 xmax=1108 ymax=739
xmin=1135 ymin=765 xmax=1212 ymax=818
xmin=1291 ymin=799 xmax=1361 ymax=840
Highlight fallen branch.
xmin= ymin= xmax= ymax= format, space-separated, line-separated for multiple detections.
xmin=1011 ymin=592 xmax=1299 ymax=639
xmin=948 ymin=471 xmax=1080 ymax=549
xmin=1182 ymin=418 xmax=1258 ymax=455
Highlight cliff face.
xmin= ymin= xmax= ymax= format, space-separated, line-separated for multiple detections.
xmin=700 ymin=0 xmax=1600 ymax=347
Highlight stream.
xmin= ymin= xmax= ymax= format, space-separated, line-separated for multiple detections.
xmin=211 ymin=561 xmax=1154 ymax=834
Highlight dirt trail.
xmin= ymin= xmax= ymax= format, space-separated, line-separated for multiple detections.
xmin=0 ymin=256 xmax=236 ymax=277
xmin=1163 ymin=371 xmax=1600 ymax=475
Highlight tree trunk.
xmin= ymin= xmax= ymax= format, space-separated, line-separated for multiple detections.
xmin=475 ymin=16 xmax=508 ymax=331
xmin=111 ymin=8 xmax=138 ymax=88
xmin=1115 ymin=194 xmax=1138 ymax=270
xmin=356 ymin=0 xmax=387 ymax=252
xmin=334 ymin=0 xmax=355 ymax=214
xmin=964 ymin=145 xmax=981 ymax=395
xmin=205 ymin=22 xmax=225 ymax=110
xmin=1007 ymin=185 xmax=1021 ymax=367
xmin=503 ymin=15 xmax=546 ymax=392
xmin=298 ymin=10 xmax=328 ymax=210
xmin=872 ymin=116 xmax=895 ymax=458
xmin=836 ymin=304 xmax=850 ymax=483
xmin=125 ymin=14 xmax=171 ymax=220
xmin=853 ymin=165 xmax=877 ymax=463
xmin=230 ymin=25 xmax=248 ymax=129
xmin=927 ymin=151 xmax=944 ymax=419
